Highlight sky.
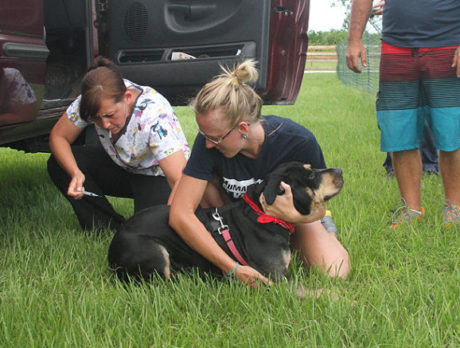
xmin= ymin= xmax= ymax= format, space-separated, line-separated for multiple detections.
xmin=308 ymin=0 xmax=346 ymax=32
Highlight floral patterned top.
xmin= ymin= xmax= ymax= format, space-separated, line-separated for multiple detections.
xmin=66 ymin=79 xmax=190 ymax=176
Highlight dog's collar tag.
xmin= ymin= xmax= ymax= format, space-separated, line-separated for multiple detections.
xmin=242 ymin=193 xmax=295 ymax=233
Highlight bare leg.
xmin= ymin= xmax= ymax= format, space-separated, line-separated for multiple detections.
xmin=392 ymin=149 xmax=423 ymax=211
xmin=439 ymin=148 xmax=460 ymax=206
xmin=291 ymin=221 xmax=350 ymax=279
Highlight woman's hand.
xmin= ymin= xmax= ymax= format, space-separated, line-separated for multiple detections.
xmin=67 ymin=170 xmax=86 ymax=199
xmin=259 ymin=181 xmax=326 ymax=223
xmin=234 ymin=264 xmax=272 ymax=288
xmin=371 ymin=0 xmax=385 ymax=16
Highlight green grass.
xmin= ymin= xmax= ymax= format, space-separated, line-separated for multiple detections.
xmin=305 ymin=60 xmax=337 ymax=70
xmin=1 ymin=74 xmax=459 ymax=347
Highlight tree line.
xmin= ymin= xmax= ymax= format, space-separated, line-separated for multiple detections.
xmin=308 ymin=1 xmax=382 ymax=46
xmin=307 ymin=30 xmax=381 ymax=46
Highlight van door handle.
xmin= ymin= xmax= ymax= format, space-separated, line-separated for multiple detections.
xmin=168 ymin=3 xmax=216 ymax=20
xmin=168 ymin=4 xmax=191 ymax=18
xmin=2 ymin=43 xmax=49 ymax=60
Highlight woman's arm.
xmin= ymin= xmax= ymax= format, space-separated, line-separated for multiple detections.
xmin=158 ymin=150 xmax=187 ymax=204
xmin=169 ymin=174 xmax=270 ymax=286
xmin=0 ymin=102 xmax=36 ymax=125
xmin=49 ymin=113 xmax=85 ymax=198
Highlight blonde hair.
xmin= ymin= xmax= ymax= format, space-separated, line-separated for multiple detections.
xmin=192 ymin=59 xmax=263 ymax=126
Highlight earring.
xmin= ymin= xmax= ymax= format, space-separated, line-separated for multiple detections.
xmin=242 ymin=134 xmax=247 ymax=139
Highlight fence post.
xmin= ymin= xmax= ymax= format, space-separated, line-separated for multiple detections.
xmin=306 ymin=45 xmax=337 ymax=72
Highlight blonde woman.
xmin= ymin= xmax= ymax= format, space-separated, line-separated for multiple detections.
xmin=170 ymin=60 xmax=350 ymax=286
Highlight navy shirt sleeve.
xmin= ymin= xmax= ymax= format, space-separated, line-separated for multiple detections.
xmin=183 ymin=133 xmax=216 ymax=181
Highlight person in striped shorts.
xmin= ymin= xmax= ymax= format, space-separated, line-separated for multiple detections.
xmin=346 ymin=0 xmax=460 ymax=228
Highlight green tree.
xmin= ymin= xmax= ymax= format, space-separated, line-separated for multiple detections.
xmin=331 ymin=0 xmax=382 ymax=32
xmin=307 ymin=29 xmax=379 ymax=45
xmin=307 ymin=30 xmax=348 ymax=45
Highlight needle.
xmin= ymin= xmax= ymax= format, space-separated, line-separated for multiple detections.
xmin=82 ymin=190 xmax=101 ymax=197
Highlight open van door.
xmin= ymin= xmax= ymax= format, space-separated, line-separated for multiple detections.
xmin=0 ymin=0 xmax=48 ymax=132
xmin=101 ymin=0 xmax=309 ymax=105
xmin=0 ymin=0 xmax=95 ymax=150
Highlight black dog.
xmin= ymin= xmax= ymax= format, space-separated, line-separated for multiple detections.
xmin=108 ymin=162 xmax=344 ymax=282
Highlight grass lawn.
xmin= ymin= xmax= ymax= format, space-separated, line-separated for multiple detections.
xmin=0 ymin=74 xmax=459 ymax=347
xmin=305 ymin=60 xmax=337 ymax=71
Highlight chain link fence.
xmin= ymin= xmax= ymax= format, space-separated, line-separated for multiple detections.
xmin=335 ymin=13 xmax=382 ymax=94
xmin=336 ymin=34 xmax=381 ymax=95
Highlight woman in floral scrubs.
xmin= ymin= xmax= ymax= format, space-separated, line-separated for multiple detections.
xmin=47 ymin=57 xmax=189 ymax=232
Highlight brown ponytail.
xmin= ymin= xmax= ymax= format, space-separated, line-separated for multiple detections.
xmin=79 ymin=56 xmax=126 ymax=121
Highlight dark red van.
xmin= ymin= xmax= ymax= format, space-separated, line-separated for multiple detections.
xmin=0 ymin=0 xmax=309 ymax=152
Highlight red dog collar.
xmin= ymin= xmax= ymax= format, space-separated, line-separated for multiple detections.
xmin=243 ymin=193 xmax=295 ymax=234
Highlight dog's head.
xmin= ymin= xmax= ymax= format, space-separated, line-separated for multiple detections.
xmin=258 ymin=161 xmax=344 ymax=217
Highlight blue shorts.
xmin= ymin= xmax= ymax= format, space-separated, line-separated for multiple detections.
xmin=377 ymin=42 xmax=460 ymax=152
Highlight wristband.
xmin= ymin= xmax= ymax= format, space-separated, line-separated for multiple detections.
xmin=225 ymin=262 xmax=240 ymax=277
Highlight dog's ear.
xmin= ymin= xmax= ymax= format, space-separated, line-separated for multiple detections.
xmin=263 ymin=175 xmax=283 ymax=205
xmin=292 ymin=189 xmax=312 ymax=215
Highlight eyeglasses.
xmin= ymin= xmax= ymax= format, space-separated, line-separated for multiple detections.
xmin=199 ymin=124 xmax=237 ymax=145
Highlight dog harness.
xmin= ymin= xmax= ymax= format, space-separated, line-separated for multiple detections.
xmin=211 ymin=209 xmax=249 ymax=266
xmin=242 ymin=193 xmax=295 ymax=233
xmin=209 ymin=193 xmax=295 ymax=268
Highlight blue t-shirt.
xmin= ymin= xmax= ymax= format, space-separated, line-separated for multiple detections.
xmin=382 ymin=0 xmax=460 ymax=48
xmin=183 ymin=115 xmax=326 ymax=200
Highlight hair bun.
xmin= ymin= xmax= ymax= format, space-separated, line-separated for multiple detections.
xmin=233 ymin=60 xmax=258 ymax=85
xmin=89 ymin=56 xmax=119 ymax=74
xmin=221 ymin=59 xmax=259 ymax=86
xmin=193 ymin=58 xmax=262 ymax=125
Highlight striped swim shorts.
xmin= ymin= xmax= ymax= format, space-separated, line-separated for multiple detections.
xmin=377 ymin=41 xmax=460 ymax=152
